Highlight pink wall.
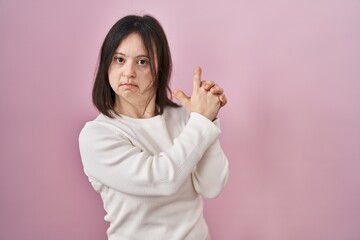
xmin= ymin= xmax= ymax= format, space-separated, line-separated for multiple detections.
xmin=1 ymin=0 xmax=359 ymax=239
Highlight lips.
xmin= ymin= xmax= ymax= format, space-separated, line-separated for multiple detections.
xmin=120 ymin=83 xmax=137 ymax=90
xmin=120 ymin=83 xmax=137 ymax=88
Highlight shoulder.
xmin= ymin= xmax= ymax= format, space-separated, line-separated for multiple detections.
xmin=80 ymin=114 xmax=115 ymax=130
xmin=79 ymin=114 xmax=123 ymax=143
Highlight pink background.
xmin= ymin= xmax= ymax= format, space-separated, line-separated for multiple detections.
xmin=1 ymin=0 xmax=360 ymax=239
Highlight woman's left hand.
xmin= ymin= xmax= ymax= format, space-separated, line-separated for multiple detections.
xmin=201 ymin=80 xmax=227 ymax=107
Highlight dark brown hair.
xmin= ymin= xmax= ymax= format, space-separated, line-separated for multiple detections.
xmin=92 ymin=14 xmax=179 ymax=117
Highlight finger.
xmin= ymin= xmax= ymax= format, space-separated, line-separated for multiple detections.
xmin=210 ymin=86 xmax=224 ymax=95
xmin=219 ymin=94 xmax=227 ymax=107
xmin=201 ymin=80 xmax=215 ymax=91
xmin=193 ymin=67 xmax=202 ymax=91
xmin=172 ymin=90 xmax=190 ymax=106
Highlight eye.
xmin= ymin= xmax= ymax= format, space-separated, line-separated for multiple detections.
xmin=115 ymin=57 xmax=125 ymax=63
xmin=138 ymin=59 xmax=148 ymax=65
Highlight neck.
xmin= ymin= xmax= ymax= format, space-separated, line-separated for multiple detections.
xmin=115 ymin=96 xmax=157 ymax=119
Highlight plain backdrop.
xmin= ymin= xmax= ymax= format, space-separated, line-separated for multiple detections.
xmin=1 ymin=0 xmax=360 ymax=239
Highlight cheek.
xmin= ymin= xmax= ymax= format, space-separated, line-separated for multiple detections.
xmin=108 ymin=74 xmax=118 ymax=92
xmin=108 ymin=66 xmax=120 ymax=86
xmin=142 ymin=73 xmax=156 ymax=90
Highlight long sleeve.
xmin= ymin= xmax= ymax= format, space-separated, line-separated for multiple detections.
xmin=191 ymin=119 xmax=229 ymax=199
xmin=79 ymin=112 xmax=220 ymax=197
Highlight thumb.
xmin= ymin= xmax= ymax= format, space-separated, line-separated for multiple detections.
xmin=172 ymin=90 xmax=190 ymax=106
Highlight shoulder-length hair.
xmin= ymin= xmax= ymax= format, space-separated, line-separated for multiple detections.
xmin=92 ymin=14 xmax=179 ymax=118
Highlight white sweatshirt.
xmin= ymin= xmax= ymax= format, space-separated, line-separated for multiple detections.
xmin=79 ymin=106 xmax=229 ymax=240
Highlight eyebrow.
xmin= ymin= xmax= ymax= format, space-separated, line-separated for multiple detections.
xmin=114 ymin=52 xmax=149 ymax=58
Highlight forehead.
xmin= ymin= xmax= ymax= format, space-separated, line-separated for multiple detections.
xmin=115 ymin=32 xmax=147 ymax=55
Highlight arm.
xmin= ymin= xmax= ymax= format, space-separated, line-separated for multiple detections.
xmin=188 ymin=71 xmax=229 ymax=198
xmin=191 ymin=119 xmax=229 ymax=199
xmin=79 ymin=112 xmax=220 ymax=197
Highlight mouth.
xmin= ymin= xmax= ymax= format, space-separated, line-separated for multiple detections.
xmin=120 ymin=83 xmax=138 ymax=88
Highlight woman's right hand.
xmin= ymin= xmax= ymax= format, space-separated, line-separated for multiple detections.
xmin=172 ymin=67 xmax=222 ymax=121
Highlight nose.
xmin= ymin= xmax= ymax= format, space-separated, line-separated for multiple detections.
xmin=123 ymin=61 xmax=136 ymax=80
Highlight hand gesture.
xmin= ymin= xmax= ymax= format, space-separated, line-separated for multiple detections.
xmin=172 ymin=67 xmax=225 ymax=121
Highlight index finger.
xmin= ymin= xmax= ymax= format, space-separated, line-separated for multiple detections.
xmin=193 ymin=66 xmax=202 ymax=91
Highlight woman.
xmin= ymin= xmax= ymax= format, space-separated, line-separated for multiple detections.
xmin=79 ymin=14 xmax=229 ymax=240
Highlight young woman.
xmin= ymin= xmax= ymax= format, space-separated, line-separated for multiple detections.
xmin=79 ymin=14 xmax=229 ymax=240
